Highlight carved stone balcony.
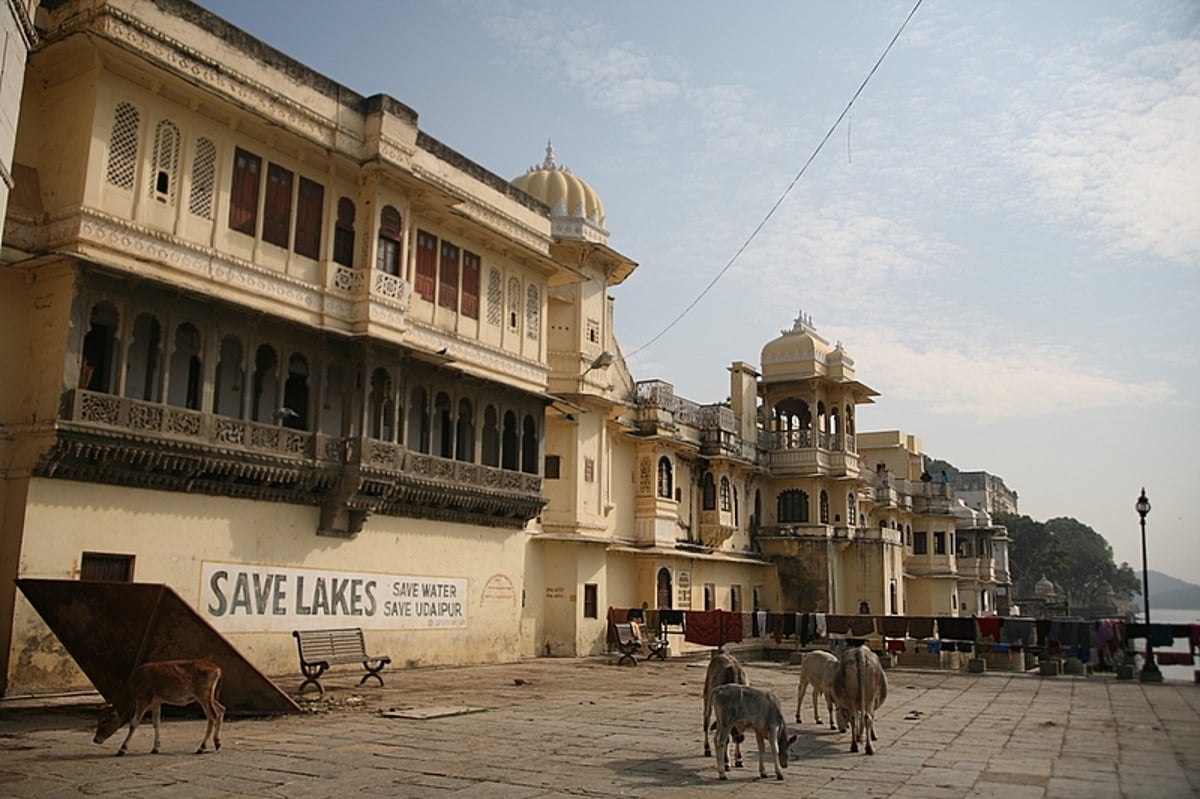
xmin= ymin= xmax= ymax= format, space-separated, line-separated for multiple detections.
xmin=37 ymin=390 xmax=545 ymax=535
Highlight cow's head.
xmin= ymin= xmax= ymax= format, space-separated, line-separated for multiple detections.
xmin=93 ymin=705 xmax=123 ymax=744
xmin=836 ymin=707 xmax=850 ymax=733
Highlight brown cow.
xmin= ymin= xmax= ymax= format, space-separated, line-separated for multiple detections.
xmin=94 ymin=659 xmax=224 ymax=756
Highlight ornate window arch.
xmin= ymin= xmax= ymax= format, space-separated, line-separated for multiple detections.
xmin=657 ymin=457 xmax=673 ymax=499
xmin=778 ymin=489 xmax=809 ymax=524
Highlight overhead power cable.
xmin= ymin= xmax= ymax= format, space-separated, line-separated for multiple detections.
xmin=626 ymin=0 xmax=924 ymax=359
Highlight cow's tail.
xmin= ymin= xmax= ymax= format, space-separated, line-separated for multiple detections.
xmin=857 ymin=651 xmax=868 ymax=743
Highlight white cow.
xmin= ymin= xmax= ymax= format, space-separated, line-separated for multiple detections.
xmin=831 ymin=644 xmax=887 ymax=755
xmin=94 ymin=660 xmax=224 ymax=756
xmin=702 ymin=650 xmax=748 ymax=767
xmin=710 ymin=684 xmax=797 ymax=781
xmin=795 ymin=650 xmax=839 ymax=729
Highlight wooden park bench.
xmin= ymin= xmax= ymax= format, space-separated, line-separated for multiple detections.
xmin=614 ymin=621 xmax=669 ymax=666
xmin=292 ymin=627 xmax=391 ymax=696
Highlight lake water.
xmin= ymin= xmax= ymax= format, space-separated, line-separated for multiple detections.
xmin=1132 ymin=606 xmax=1197 ymax=683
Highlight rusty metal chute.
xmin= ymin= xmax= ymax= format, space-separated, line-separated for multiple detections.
xmin=16 ymin=579 xmax=299 ymax=715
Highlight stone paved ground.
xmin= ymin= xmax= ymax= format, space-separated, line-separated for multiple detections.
xmin=1 ymin=656 xmax=1197 ymax=798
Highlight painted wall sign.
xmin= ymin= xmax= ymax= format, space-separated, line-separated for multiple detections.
xmin=481 ymin=573 xmax=516 ymax=605
xmin=200 ymin=561 xmax=467 ymax=632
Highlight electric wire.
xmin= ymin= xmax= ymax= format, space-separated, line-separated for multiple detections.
xmin=625 ymin=0 xmax=924 ymax=359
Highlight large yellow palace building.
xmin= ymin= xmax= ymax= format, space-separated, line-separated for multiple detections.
xmin=0 ymin=0 xmax=1010 ymax=695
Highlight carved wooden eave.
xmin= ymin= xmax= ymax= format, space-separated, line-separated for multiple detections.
xmin=39 ymin=390 xmax=546 ymax=536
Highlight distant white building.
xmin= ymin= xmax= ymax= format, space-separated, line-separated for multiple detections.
xmin=954 ymin=471 xmax=1018 ymax=516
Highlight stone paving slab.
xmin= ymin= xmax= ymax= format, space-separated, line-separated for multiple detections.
xmin=1 ymin=657 xmax=1198 ymax=798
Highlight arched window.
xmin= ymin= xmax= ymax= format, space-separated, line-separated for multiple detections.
xmin=778 ymin=489 xmax=809 ymax=524
xmin=167 ymin=322 xmax=202 ymax=409
xmin=281 ymin=353 xmax=309 ymax=430
xmin=847 ymin=492 xmax=857 ymax=526
xmin=333 ymin=197 xmax=356 ymax=267
xmin=212 ymin=334 xmax=243 ymax=417
xmin=322 ymin=362 xmax=347 ymax=436
xmin=657 ymin=457 xmax=673 ymax=499
xmin=719 ymin=477 xmax=732 ymax=512
xmin=81 ymin=302 xmax=119 ymax=393
xmin=455 ymin=398 xmax=475 ymax=462
xmin=377 ymin=206 xmax=402 ymax=275
xmin=106 ymin=102 xmax=140 ymax=190
xmin=819 ymin=490 xmax=830 ymax=524
xmin=251 ymin=344 xmax=279 ymax=423
xmin=656 ymin=568 xmax=673 ymax=610
xmin=126 ymin=313 xmax=163 ymax=402
xmin=188 ymin=137 xmax=216 ymax=218
xmin=149 ymin=119 xmax=181 ymax=205
xmin=481 ymin=404 xmax=500 ymax=466
xmin=408 ymin=386 xmax=430 ymax=453
xmin=501 ymin=410 xmax=519 ymax=470
xmin=702 ymin=473 xmax=716 ymax=510
xmin=433 ymin=392 xmax=453 ymax=458
xmin=521 ymin=414 xmax=539 ymax=474
xmin=369 ymin=368 xmax=393 ymax=440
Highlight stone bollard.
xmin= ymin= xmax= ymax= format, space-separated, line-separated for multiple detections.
xmin=968 ymin=657 xmax=986 ymax=673
xmin=1039 ymin=658 xmax=1061 ymax=677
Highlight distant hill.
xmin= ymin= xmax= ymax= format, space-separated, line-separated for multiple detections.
xmin=1147 ymin=570 xmax=1200 ymax=610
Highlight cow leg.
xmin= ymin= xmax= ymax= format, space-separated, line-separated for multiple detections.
xmin=769 ymin=729 xmax=784 ymax=781
xmin=795 ymin=681 xmax=806 ymax=723
xmin=150 ymin=703 xmax=163 ymax=754
xmin=826 ymin=695 xmax=836 ymax=730
xmin=812 ymin=688 xmax=822 ymax=724
xmin=210 ymin=696 xmax=224 ymax=752
xmin=865 ymin=714 xmax=875 ymax=755
xmin=703 ymin=699 xmax=712 ymax=757
xmin=197 ymin=696 xmax=217 ymax=753
xmin=754 ymin=731 xmax=768 ymax=780
xmin=117 ymin=705 xmax=146 ymax=756
xmin=714 ymin=724 xmax=730 ymax=780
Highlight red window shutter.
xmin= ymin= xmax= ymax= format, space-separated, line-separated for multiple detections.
xmin=293 ymin=177 xmax=324 ymax=259
xmin=415 ymin=231 xmax=437 ymax=301
xmin=439 ymin=241 xmax=459 ymax=310
xmin=228 ymin=148 xmax=261 ymax=235
xmin=262 ymin=163 xmax=293 ymax=248
xmin=461 ymin=251 xmax=480 ymax=319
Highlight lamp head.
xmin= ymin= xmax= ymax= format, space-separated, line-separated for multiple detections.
xmin=1135 ymin=487 xmax=1151 ymax=519
xmin=584 ymin=351 xmax=615 ymax=374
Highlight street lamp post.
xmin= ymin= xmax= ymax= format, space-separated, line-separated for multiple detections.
xmin=1136 ymin=487 xmax=1161 ymax=683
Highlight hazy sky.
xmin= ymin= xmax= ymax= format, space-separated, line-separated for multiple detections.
xmin=197 ymin=0 xmax=1200 ymax=584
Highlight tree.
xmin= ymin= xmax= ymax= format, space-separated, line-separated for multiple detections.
xmin=994 ymin=512 xmax=1140 ymax=605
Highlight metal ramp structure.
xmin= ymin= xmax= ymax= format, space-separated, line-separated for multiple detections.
xmin=16 ymin=579 xmax=299 ymax=715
